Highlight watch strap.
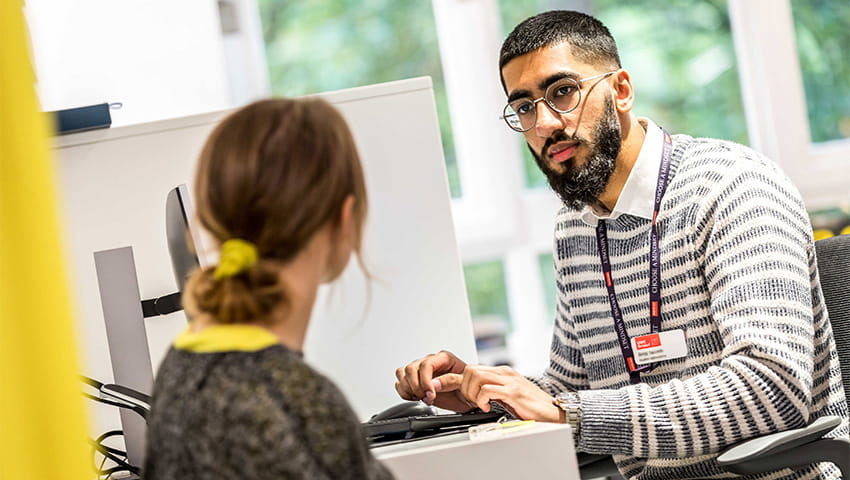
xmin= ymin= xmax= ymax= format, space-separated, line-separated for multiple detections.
xmin=553 ymin=391 xmax=582 ymax=438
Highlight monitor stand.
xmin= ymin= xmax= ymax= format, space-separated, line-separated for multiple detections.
xmin=94 ymin=246 xmax=154 ymax=469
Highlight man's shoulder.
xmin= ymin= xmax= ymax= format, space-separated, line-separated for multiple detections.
xmin=673 ymin=135 xmax=778 ymax=172
xmin=669 ymin=135 xmax=793 ymax=195
xmin=667 ymin=135 xmax=806 ymax=223
xmin=555 ymin=206 xmax=590 ymax=230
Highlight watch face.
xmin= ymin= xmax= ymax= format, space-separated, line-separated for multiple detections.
xmin=556 ymin=392 xmax=579 ymax=407
xmin=555 ymin=394 xmax=581 ymax=419
xmin=553 ymin=393 xmax=581 ymax=438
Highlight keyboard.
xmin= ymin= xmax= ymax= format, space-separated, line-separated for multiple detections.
xmin=363 ymin=410 xmax=504 ymax=440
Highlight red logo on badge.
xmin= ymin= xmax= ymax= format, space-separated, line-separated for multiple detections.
xmin=635 ymin=333 xmax=661 ymax=350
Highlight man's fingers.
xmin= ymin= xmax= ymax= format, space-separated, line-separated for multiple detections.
xmin=418 ymin=360 xmax=436 ymax=402
xmin=394 ymin=351 xmax=470 ymax=403
xmin=433 ymin=373 xmax=463 ymax=392
xmin=402 ymin=361 xmax=427 ymax=398
xmin=394 ymin=381 xmax=418 ymax=401
xmin=474 ymin=384 xmax=507 ymax=412
xmin=459 ymin=365 xmax=516 ymax=406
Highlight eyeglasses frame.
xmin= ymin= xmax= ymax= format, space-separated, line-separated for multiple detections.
xmin=501 ymin=70 xmax=620 ymax=133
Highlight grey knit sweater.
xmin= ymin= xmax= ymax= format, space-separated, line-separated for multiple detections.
xmin=143 ymin=325 xmax=393 ymax=480
xmin=532 ymin=134 xmax=849 ymax=479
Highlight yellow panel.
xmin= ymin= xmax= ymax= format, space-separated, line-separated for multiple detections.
xmin=0 ymin=1 xmax=92 ymax=478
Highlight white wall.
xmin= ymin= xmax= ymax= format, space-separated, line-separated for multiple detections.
xmin=24 ymin=0 xmax=234 ymax=126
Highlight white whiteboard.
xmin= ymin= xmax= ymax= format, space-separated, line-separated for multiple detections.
xmin=54 ymin=77 xmax=477 ymax=429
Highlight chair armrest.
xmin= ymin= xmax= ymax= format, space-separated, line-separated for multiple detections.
xmin=101 ymin=383 xmax=151 ymax=416
xmin=717 ymin=416 xmax=848 ymax=477
xmin=718 ymin=416 xmax=840 ymax=464
xmin=578 ymin=453 xmax=621 ymax=479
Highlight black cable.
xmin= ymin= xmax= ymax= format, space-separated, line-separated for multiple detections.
xmin=80 ymin=375 xmax=105 ymax=390
xmin=82 ymin=391 xmax=148 ymax=419
xmin=82 ymin=376 xmax=145 ymax=477
xmin=89 ymin=430 xmax=140 ymax=477
xmin=89 ymin=430 xmax=125 ymax=469
xmin=92 ymin=430 xmax=129 ymax=457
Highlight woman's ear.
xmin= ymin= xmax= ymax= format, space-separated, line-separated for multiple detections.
xmin=612 ymin=69 xmax=635 ymax=113
xmin=338 ymin=195 xmax=357 ymax=248
xmin=324 ymin=195 xmax=358 ymax=282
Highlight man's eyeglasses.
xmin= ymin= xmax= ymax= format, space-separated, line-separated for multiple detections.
xmin=501 ymin=70 xmax=618 ymax=133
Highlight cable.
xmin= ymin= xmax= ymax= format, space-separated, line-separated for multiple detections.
xmin=82 ymin=376 xmax=145 ymax=478
xmin=89 ymin=430 xmax=140 ymax=477
xmin=82 ymin=391 xmax=148 ymax=420
xmin=80 ymin=375 xmax=148 ymax=419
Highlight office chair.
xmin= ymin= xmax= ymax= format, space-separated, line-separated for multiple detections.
xmin=578 ymin=234 xmax=850 ymax=480
xmin=717 ymin=233 xmax=850 ymax=477
xmin=577 ymin=453 xmax=622 ymax=479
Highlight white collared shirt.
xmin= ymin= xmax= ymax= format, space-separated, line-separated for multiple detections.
xmin=580 ymin=118 xmax=664 ymax=226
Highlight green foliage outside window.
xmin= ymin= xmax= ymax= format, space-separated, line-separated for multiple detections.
xmin=500 ymin=0 xmax=748 ymax=189
xmin=791 ymin=0 xmax=850 ymax=142
xmin=257 ymin=0 xmax=461 ymax=197
xmin=537 ymin=252 xmax=557 ymax=324
xmin=463 ymin=260 xmax=512 ymax=331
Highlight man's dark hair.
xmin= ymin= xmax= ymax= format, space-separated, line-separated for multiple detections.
xmin=499 ymin=10 xmax=621 ymax=87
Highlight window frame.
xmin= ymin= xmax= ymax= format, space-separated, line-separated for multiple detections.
xmin=729 ymin=0 xmax=850 ymax=209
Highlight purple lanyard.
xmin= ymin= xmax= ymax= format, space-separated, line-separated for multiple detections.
xmin=595 ymin=129 xmax=673 ymax=384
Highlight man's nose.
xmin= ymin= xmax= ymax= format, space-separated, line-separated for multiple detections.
xmin=534 ymin=101 xmax=566 ymax=138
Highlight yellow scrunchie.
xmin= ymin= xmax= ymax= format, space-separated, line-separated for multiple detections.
xmin=214 ymin=239 xmax=258 ymax=280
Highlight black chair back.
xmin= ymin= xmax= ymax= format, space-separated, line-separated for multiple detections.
xmin=815 ymin=234 xmax=850 ymax=401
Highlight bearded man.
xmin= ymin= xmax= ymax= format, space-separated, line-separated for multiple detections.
xmin=393 ymin=9 xmax=848 ymax=480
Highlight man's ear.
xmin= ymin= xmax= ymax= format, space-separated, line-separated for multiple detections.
xmin=612 ymin=69 xmax=635 ymax=113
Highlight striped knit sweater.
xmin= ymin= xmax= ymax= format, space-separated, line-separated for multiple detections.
xmin=532 ymin=134 xmax=849 ymax=479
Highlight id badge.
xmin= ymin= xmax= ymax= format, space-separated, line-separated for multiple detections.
xmin=630 ymin=329 xmax=687 ymax=365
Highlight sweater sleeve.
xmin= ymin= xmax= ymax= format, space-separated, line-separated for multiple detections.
xmin=576 ymin=151 xmax=819 ymax=458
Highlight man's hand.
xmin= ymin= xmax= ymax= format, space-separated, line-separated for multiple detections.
xmin=440 ymin=364 xmax=563 ymax=423
xmin=394 ymin=350 xmax=476 ymax=413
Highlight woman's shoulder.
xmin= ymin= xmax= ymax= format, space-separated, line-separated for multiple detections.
xmin=259 ymin=346 xmax=358 ymax=419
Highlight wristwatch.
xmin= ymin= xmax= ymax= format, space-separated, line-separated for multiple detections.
xmin=553 ymin=391 xmax=582 ymax=438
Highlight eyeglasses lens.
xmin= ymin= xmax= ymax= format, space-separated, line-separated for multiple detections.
xmin=503 ymin=78 xmax=581 ymax=132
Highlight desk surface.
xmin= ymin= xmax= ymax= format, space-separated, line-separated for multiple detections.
xmin=374 ymin=422 xmax=580 ymax=479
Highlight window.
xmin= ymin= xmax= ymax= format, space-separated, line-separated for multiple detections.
xmin=790 ymin=0 xmax=850 ymax=143
xmin=537 ymin=252 xmax=557 ymax=324
xmin=463 ymin=260 xmax=513 ymax=366
xmin=257 ymin=0 xmax=461 ymax=196
xmin=464 ymin=260 xmax=512 ymax=330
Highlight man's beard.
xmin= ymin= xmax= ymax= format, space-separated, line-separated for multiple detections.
xmin=531 ymin=96 xmax=622 ymax=211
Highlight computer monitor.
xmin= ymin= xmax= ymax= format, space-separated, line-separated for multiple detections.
xmin=165 ymin=183 xmax=209 ymax=292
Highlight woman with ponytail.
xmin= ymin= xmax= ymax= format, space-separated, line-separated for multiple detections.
xmin=143 ymin=98 xmax=393 ymax=479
